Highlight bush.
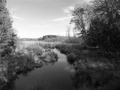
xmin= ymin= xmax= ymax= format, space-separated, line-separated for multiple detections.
xmin=67 ymin=53 xmax=77 ymax=64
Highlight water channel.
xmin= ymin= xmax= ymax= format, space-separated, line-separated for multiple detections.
xmin=2 ymin=49 xmax=120 ymax=90
xmin=8 ymin=49 xmax=76 ymax=90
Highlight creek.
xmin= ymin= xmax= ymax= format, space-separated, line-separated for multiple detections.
xmin=2 ymin=49 xmax=120 ymax=90
xmin=11 ymin=49 xmax=76 ymax=90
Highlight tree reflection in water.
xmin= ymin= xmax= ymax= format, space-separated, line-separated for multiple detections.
xmin=0 ymin=51 xmax=58 ymax=90
xmin=70 ymin=59 xmax=120 ymax=90
xmin=1 ymin=49 xmax=120 ymax=90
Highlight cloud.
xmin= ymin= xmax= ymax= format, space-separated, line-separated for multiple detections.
xmin=8 ymin=8 xmax=24 ymax=21
xmin=76 ymin=0 xmax=93 ymax=5
xmin=12 ymin=15 xmax=24 ymax=21
xmin=25 ymin=0 xmax=43 ymax=2
xmin=54 ymin=6 xmax=74 ymax=22
xmin=62 ymin=0 xmax=92 ymax=16
xmin=53 ymin=6 xmax=74 ymax=23
xmin=30 ymin=24 xmax=51 ymax=28
xmin=9 ymin=8 xmax=16 ymax=14
xmin=63 ymin=6 xmax=74 ymax=15
xmin=52 ymin=16 xmax=73 ymax=22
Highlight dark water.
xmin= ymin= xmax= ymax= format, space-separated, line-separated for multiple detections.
xmin=2 ymin=49 xmax=120 ymax=90
xmin=13 ymin=49 xmax=76 ymax=90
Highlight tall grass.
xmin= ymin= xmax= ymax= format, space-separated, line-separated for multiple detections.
xmin=0 ymin=41 xmax=58 ymax=88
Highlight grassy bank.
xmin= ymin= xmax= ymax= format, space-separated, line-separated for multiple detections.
xmin=55 ymin=43 xmax=120 ymax=90
xmin=0 ymin=42 xmax=58 ymax=89
xmin=55 ymin=43 xmax=120 ymax=69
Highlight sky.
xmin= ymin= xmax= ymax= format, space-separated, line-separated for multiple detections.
xmin=7 ymin=0 xmax=91 ymax=38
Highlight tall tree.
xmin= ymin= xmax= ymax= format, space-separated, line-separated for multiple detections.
xmin=0 ymin=0 xmax=17 ymax=56
xmin=70 ymin=3 xmax=93 ymax=42
xmin=87 ymin=0 xmax=120 ymax=51
xmin=71 ymin=0 xmax=120 ymax=51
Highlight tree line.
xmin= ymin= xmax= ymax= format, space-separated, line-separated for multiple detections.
xmin=71 ymin=0 xmax=120 ymax=52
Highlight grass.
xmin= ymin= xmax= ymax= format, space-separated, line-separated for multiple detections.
xmin=1 ymin=40 xmax=120 ymax=90
xmin=16 ymin=41 xmax=58 ymax=66
xmin=55 ymin=43 xmax=120 ymax=90
xmin=55 ymin=43 xmax=120 ymax=70
xmin=0 ymin=40 xmax=58 ymax=88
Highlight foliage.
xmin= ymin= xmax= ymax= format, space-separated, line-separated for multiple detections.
xmin=55 ymin=44 xmax=73 ymax=54
xmin=71 ymin=0 xmax=120 ymax=51
xmin=39 ymin=35 xmax=68 ymax=42
xmin=64 ymin=37 xmax=84 ymax=44
xmin=70 ymin=3 xmax=93 ymax=41
xmin=0 ymin=0 xmax=17 ymax=57
xmin=41 ymin=35 xmax=57 ymax=40
xmin=0 ymin=42 xmax=58 ymax=88
xmin=86 ymin=0 xmax=120 ymax=51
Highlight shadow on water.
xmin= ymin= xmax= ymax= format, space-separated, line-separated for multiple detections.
xmin=66 ymin=54 xmax=120 ymax=90
xmin=0 ymin=48 xmax=58 ymax=90
xmin=1 ymin=49 xmax=120 ymax=90
xmin=72 ymin=65 xmax=120 ymax=90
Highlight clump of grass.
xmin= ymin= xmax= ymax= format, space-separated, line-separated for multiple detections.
xmin=55 ymin=44 xmax=72 ymax=54
xmin=67 ymin=53 xmax=78 ymax=64
xmin=0 ymin=41 xmax=59 ymax=89
xmin=0 ymin=54 xmax=39 ymax=88
xmin=16 ymin=42 xmax=58 ymax=65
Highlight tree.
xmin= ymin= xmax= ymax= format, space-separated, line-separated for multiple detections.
xmin=0 ymin=0 xmax=17 ymax=56
xmin=66 ymin=26 xmax=71 ymax=40
xmin=87 ymin=0 xmax=120 ymax=51
xmin=70 ymin=3 xmax=93 ymax=42
xmin=71 ymin=0 xmax=120 ymax=51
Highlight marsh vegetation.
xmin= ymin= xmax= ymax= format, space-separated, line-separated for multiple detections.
xmin=0 ymin=0 xmax=120 ymax=90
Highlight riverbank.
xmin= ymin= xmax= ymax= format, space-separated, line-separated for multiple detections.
xmin=55 ymin=43 xmax=120 ymax=90
xmin=1 ymin=40 xmax=120 ymax=90
xmin=0 ymin=42 xmax=58 ymax=89
xmin=55 ymin=43 xmax=120 ymax=70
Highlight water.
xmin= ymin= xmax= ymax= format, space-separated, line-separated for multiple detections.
xmin=13 ymin=49 xmax=76 ymax=90
xmin=2 ymin=49 xmax=120 ymax=90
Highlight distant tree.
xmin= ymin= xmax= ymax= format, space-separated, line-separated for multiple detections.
xmin=0 ymin=0 xmax=17 ymax=56
xmin=42 ymin=35 xmax=57 ymax=40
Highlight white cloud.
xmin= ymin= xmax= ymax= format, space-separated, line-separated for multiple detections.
xmin=25 ymin=0 xmax=43 ymax=2
xmin=63 ymin=6 xmax=74 ymax=15
xmin=9 ymin=8 xmax=16 ymax=14
xmin=12 ymin=15 xmax=24 ymax=21
xmin=56 ymin=6 xmax=74 ymax=22
xmin=52 ymin=16 xmax=73 ymax=22
xmin=9 ymin=8 xmax=24 ymax=21
xmin=30 ymin=24 xmax=51 ymax=28
xmin=63 ymin=0 xmax=92 ymax=15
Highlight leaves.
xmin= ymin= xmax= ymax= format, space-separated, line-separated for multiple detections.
xmin=0 ymin=0 xmax=17 ymax=57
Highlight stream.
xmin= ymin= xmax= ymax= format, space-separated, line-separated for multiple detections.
xmin=2 ymin=49 xmax=120 ymax=90
xmin=9 ymin=49 xmax=76 ymax=90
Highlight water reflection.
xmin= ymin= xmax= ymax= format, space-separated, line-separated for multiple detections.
xmin=72 ymin=69 xmax=120 ymax=90
xmin=14 ymin=49 xmax=74 ymax=90
xmin=69 ymin=57 xmax=120 ymax=90
xmin=0 ymin=49 xmax=120 ymax=90
xmin=0 ymin=49 xmax=58 ymax=90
